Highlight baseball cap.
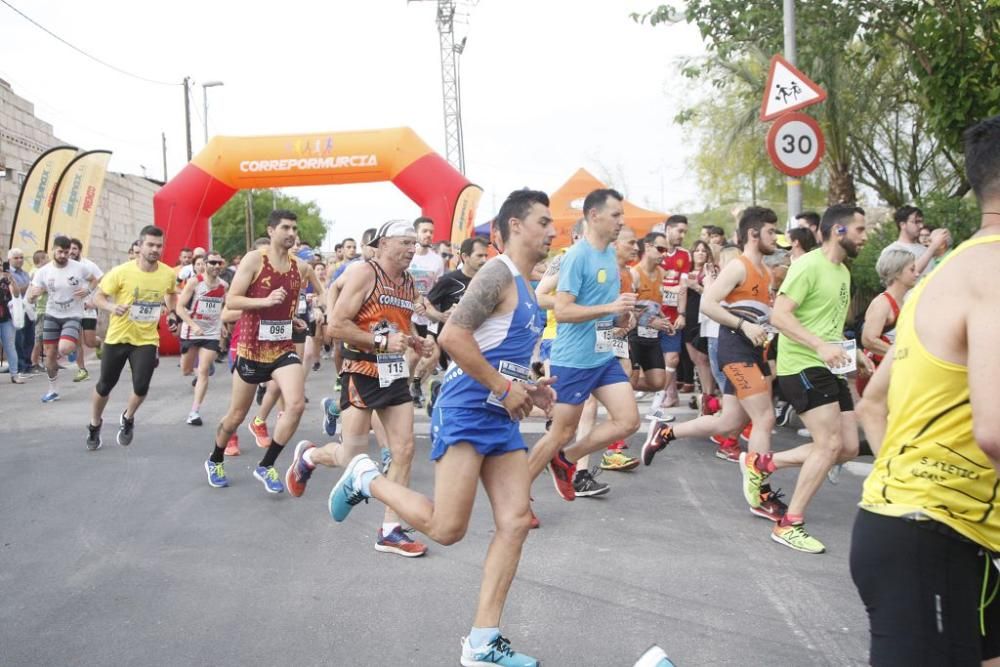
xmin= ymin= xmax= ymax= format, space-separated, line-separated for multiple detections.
xmin=368 ymin=219 xmax=416 ymax=247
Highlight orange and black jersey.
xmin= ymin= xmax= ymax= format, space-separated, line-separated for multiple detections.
xmin=341 ymin=260 xmax=417 ymax=379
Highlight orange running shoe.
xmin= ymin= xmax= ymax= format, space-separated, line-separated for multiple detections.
xmin=248 ymin=416 xmax=271 ymax=448
xmin=224 ymin=433 xmax=240 ymax=456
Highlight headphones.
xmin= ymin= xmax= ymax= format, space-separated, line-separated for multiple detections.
xmin=836 ymin=225 xmax=847 ymax=235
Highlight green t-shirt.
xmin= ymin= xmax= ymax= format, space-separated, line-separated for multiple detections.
xmin=776 ymin=248 xmax=851 ymax=375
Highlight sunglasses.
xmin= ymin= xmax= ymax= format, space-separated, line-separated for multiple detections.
xmin=654 ymin=246 xmax=669 ymax=253
xmin=441 ymin=253 xmax=453 ymax=260
xmin=206 ymin=260 xmax=224 ymax=266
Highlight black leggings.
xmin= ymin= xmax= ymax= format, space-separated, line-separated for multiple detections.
xmin=850 ymin=510 xmax=1000 ymax=666
xmin=96 ymin=343 xmax=158 ymax=397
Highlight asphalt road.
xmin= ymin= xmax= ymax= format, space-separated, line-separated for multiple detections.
xmin=0 ymin=360 xmax=872 ymax=666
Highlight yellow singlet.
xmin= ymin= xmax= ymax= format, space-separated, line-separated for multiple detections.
xmin=859 ymin=234 xmax=1000 ymax=551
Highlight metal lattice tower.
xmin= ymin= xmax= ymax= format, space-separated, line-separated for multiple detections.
xmin=437 ymin=0 xmax=465 ymax=174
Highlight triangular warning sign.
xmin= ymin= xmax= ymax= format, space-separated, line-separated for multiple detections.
xmin=759 ymin=54 xmax=827 ymax=122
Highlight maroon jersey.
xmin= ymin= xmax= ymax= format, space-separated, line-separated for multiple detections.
xmin=659 ymin=247 xmax=691 ymax=320
xmin=236 ymin=250 xmax=302 ymax=363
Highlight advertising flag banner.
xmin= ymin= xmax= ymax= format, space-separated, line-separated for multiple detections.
xmin=9 ymin=145 xmax=78 ymax=266
xmin=46 ymin=149 xmax=112 ymax=249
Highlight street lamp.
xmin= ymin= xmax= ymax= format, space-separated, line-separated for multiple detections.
xmin=202 ymin=81 xmax=224 ymax=145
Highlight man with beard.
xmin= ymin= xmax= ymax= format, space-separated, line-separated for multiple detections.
xmin=642 ymin=207 xmax=788 ymax=521
xmin=759 ymin=204 xmax=872 ymax=553
xmin=86 ymin=226 xmax=177 ymax=449
xmin=406 ymin=216 xmax=445 ymax=408
xmin=68 ymin=238 xmax=104 ymax=383
xmin=203 ymin=210 xmax=309 ymax=493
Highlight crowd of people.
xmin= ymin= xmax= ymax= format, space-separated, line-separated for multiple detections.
xmin=3 ymin=114 xmax=999 ymax=666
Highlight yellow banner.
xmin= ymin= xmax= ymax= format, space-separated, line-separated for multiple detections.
xmin=47 ymin=149 xmax=112 ymax=250
xmin=10 ymin=146 xmax=77 ymax=267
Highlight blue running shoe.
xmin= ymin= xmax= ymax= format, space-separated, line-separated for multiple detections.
xmin=321 ymin=396 xmax=340 ymax=436
xmin=375 ymin=526 xmax=427 ymax=557
xmin=380 ymin=447 xmax=392 ymax=474
xmin=205 ymin=460 xmax=228 ymax=488
xmin=41 ymin=391 xmax=60 ymax=403
xmin=328 ymin=454 xmax=376 ymax=522
xmin=461 ymin=635 xmax=538 ymax=667
xmin=633 ymin=645 xmax=677 ymax=667
xmin=253 ymin=466 xmax=284 ymax=494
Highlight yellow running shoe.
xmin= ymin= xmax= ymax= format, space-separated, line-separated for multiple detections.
xmin=600 ymin=450 xmax=640 ymax=471
xmin=771 ymin=522 xmax=825 ymax=554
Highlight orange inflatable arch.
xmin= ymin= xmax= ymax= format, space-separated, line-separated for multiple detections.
xmin=153 ymin=127 xmax=481 ymax=353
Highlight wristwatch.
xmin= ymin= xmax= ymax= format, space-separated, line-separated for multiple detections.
xmin=373 ymin=333 xmax=386 ymax=352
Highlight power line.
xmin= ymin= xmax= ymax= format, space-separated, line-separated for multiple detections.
xmin=0 ymin=0 xmax=177 ymax=87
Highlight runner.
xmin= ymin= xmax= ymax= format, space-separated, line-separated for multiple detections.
xmin=284 ymin=219 xmax=433 ymax=557
xmin=27 ymin=235 xmax=99 ymax=403
xmin=407 ymin=216 xmax=445 ymax=408
xmin=758 ymin=204 xmax=873 ymax=553
xmin=648 ymin=215 xmax=690 ymax=418
xmin=628 ymin=231 xmax=673 ymax=406
xmin=176 ymin=250 xmax=228 ymax=426
xmin=65 ymin=239 xmax=103 ymax=383
xmin=642 ymin=207 xmax=787 ymax=521
xmin=851 ymin=114 xmax=1000 ymax=666
xmin=203 ymin=209 xmax=309 ymax=493
xmin=526 ymin=188 xmax=640 ymax=500
xmin=86 ymin=225 xmax=177 ymax=450
xmin=322 ymin=189 xmax=555 ymax=666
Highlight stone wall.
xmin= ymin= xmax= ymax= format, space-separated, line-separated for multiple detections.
xmin=0 ymin=76 xmax=160 ymax=272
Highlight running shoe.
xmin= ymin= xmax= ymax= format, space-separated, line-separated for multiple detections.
xmin=86 ymin=421 xmax=102 ymax=451
xmin=253 ymin=465 xmax=284 ymax=494
xmin=460 ymin=634 xmax=538 ymax=667
xmin=701 ymin=393 xmax=721 ymax=416
xmin=634 ymin=391 xmax=647 ymax=401
xmin=739 ymin=422 xmax=753 ymax=443
xmin=573 ymin=469 xmax=610 ymax=497
xmin=600 ymin=450 xmax=640 ymax=471
xmin=205 ymin=460 xmax=228 ymax=487
xmin=73 ymin=368 xmax=89 ymax=382
xmin=634 ymin=645 xmax=677 ymax=667
xmin=224 ymin=433 xmax=240 ymax=456
xmin=248 ymin=417 xmax=271 ymax=448
xmin=752 ymin=484 xmax=787 ymax=522
xmin=797 ymin=427 xmax=811 ymax=438
xmin=41 ymin=391 xmax=59 ymax=403
xmin=645 ymin=409 xmax=676 ymax=423
xmin=375 ymin=526 xmax=428 ymax=558
xmin=739 ymin=451 xmax=769 ymax=509
xmin=771 ymin=522 xmax=825 ymax=554
xmin=321 ymin=396 xmax=340 ymax=436
xmin=827 ymin=463 xmax=843 ymax=485
xmin=648 ymin=390 xmax=665 ymax=415
xmin=380 ymin=447 xmax=392 ymax=475
xmin=709 ymin=434 xmax=726 ymax=446
xmin=714 ymin=438 xmax=741 ymax=462
xmin=641 ymin=419 xmax=674 ymax=466
xmin=774 ymin=401 xmax=794 ymax=427
xmin=186 ymin=411 xmax=203 ymax=426
xmin=607 ymin=439 xmax=628 ymax=451
xmin=548 ymin=452 xmax=576 ymax=501
xmin=286 ymin=440 xmax=316 ymax=497
xmin=529 ymin=507 xmax=540 ymax=530
xmin=312 ymin=362 xmax=321 ymax=372
xmin=255 ymin=383 xmax=266 ymax=406
xmin=427 ymin=379 xmax=442 ymax=417
xmin=117 ymin=411 xmax=134 ymax=446
xmin=67 ymin=351 xmax=77 ymax=363
xmin=410 ymin=379 xmax=424 ymax=409
xmin=328 ymin=453 xmax=376 ymax=522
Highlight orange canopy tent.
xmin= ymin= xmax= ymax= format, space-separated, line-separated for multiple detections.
xmin=549 ymin=168 xmax=668 ymax=250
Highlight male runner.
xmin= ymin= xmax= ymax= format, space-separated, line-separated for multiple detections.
xmin=527 ymin=188 xmax=640 ymax=500
xmin=628 ymin=231 xmax=672 ymax=404
xmin=754 ymin=204 xmax=872 ymax=553
xmin=851 ymin=113 xmax=1000 ymax=667
xmin=407 ymin=216 xmax=444 ymax=408
xmin=86 ymin=226 xmax=177 ymax=449
xmin=28 ymin=236 xmax=98 ymax=403
xmin=324 ymin=189 xmax=556 ymax=666
xmin=642 ymin=207 xmax=787 ymax=520
xmin=68 ymin=238 xmax=104 ymax=382
xmin=285 ymin=219 xmax=433 ymax=557
xmin=176 ymin=250 xmax=227 ymax=426
xmin=648 ymin=215 xmax=690 ymax=417
xmin=203 ymin=210 xmax=309 ymax=493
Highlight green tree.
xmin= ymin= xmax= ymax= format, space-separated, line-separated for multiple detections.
xmin=210 ymin=190 xmax=329 ymax=260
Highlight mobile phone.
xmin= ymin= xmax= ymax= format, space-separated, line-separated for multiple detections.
xmin=2 ymin=261 xmax=9 ymax=272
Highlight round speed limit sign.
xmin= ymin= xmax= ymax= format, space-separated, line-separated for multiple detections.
xmin=766 ymin=112 xmax=825 ymax=177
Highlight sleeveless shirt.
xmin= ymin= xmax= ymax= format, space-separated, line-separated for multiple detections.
xmin=341 ymin=260 xmax=417 ymax=379
xmin=236 ymin=250 xmax=302 ymax=363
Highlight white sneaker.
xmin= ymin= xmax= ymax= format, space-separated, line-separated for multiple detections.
xmin=186 ymin=411 xmax=203 ymax=426
xmin=634 ymin=391 xmax=647 ymax=401
xmin=797 ymin=427 xmax=811 ymax=438
xmin=634 ymin=645 xmax=677 ymax=667
xmin=649 ymin=390 xmax=665 ymax=413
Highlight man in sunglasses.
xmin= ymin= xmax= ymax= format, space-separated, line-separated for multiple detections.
xmin=176 ymin=251 xmax=228 ymax=427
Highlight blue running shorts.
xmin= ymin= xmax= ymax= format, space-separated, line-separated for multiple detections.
xmin=430 ymin=406 xmax=528 ymax=461
xmin=550 ymin=356 xmax=631 ymax=406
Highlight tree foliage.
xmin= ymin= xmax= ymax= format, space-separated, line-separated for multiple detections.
xmin=210 ymin=190 xmax=329 ymax=260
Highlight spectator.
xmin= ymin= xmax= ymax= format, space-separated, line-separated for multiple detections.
xmin=879 ymin=205 xmax=950 ymax=277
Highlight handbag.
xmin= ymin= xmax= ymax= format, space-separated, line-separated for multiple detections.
xmin=9 ymin=296 xmax=25 ymax=329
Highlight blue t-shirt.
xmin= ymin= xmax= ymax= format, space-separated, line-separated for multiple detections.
xmin=550 ymin=238 xmax=619 ymax=369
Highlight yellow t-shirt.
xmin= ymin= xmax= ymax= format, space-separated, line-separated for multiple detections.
xmin=541 ymin=249 xmax=568 ymax=341
xmin=101 ymin=261 xmax=177 ymax=346
xmin=860 ymin=235 xmax=1000 ymax=551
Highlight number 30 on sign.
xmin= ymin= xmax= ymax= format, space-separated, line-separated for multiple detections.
xmin=766 ymin=112 xmax=825 ymax=177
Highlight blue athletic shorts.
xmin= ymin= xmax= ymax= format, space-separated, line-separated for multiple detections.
xmin=429 ymin=406 xmax=527 ymax=461
xmin=550 ymin=357 xmax=631 ymax=406
xmin=538 ymin=339 xmax=553 ymax=362
xmin=659 ymin=330 xmax=683 ymax=354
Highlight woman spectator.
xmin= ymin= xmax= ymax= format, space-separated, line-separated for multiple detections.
xmin=0 ymin=256 xmax=24 ymax=383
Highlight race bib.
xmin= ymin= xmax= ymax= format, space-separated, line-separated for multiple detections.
xmin=196 ymin=298 xmax=222 ymax=317
xmin=486 ymin=360 xmax=535 ymax=409
xmin=595 ymin=321 xmax=615 ymax=353
xmin=129 ymin=301 xmax=161 ymax=322
xmin=638 ymin=325 xmax=658 ymax=339
xmin=662 ymin=287 xmax=679 ymax=308
xmin=54 ymin=299 xmax=73 ymax=313
xmin=827 ymin=339 xmax=857 ymax=375
xmin=376 ymin=353 xmax=407 ymax=388
xmin=427 ymin=320 xmax=439 ymax=335
xmin=258 ymin=319 xmax=292 ymax=341
xmin=612 ymin=336 xmax=630 ymax=360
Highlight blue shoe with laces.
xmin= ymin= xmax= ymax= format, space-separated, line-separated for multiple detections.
xmin=253 ymin=465 xmax=284 ymax=494
xmin=328 ymin=454 xmax=376 ymax=522
xmin=204 ymin=460 xmax=228 ymax=488
xmin=321 ymin=396 xmax=340 ymax=436
xmin=460 ymin=634 xmax=538 ymax=667
xmin=41 ymin=391 xmax=60 ymax=403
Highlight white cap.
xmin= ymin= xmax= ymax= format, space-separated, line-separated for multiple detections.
xmin=368 ymin=219 xmax=416 ymax=247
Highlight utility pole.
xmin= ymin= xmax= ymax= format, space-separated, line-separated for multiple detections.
xmin=182 ymin=76 xmax=193 ymax=162
xmin=161 ymin=131 xmax=168 ymax=181
xmin=783 ymin=0 xmax=801 ymax=226
xmin=245 ymin=190 xmax=254 ymax=253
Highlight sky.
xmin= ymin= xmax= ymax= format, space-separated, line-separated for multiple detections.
xmin=0 ymin=0 xmax=709 ymax=251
